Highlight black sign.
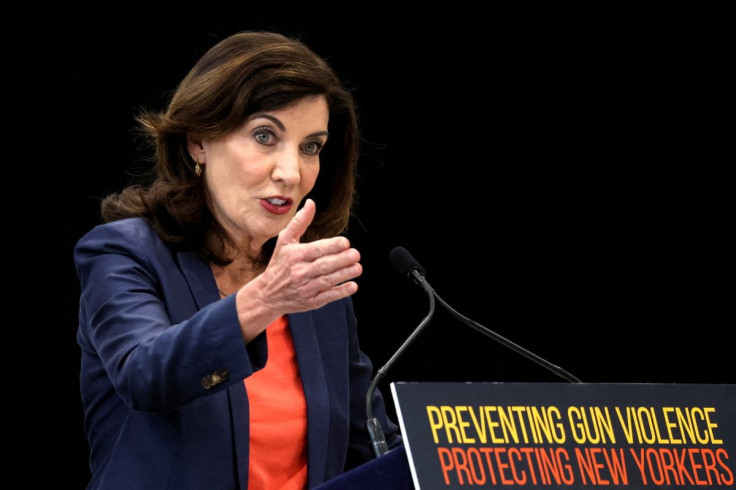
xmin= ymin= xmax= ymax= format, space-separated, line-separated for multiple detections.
xmin=391 ymin=382 xmax=736 ymax=489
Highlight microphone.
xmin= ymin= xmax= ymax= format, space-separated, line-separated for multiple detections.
xmin=389 ymin=246 xmax=426 ymax=281
xmin=364 ymin=249 xmax=437 ymax=458
xmin=389 ymin=246 xmax=582 ymax=384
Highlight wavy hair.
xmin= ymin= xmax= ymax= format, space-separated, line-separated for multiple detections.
xmin=101 ymin=31 xmax=359 ymax=266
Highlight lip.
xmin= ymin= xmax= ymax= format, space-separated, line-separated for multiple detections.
xmin=260 ymin=196 xmax=294 ymax=215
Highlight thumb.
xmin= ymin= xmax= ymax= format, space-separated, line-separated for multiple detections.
xmin=277 ymin=198 xmax=316 ymax=245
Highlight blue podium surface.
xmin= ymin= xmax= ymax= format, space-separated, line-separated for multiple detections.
xmin=314 ymin=444 xmax=413 ymax=489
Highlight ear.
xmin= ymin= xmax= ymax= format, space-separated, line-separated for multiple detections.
xmin=186 ymin=133 xmax=206 ymax=163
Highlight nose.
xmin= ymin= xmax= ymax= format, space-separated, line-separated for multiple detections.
xmin=271 ymin=149 xmax=301 ymax=186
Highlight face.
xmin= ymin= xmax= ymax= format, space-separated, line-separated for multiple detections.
xmin=189 ymin=96 xmax=329 ymax=252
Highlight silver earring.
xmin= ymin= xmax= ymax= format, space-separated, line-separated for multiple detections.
xmin=195 ymin=162 xmax=202 ymax=177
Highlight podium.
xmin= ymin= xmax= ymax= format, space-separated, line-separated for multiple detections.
xmin=313 ymin=444 xmax=413 ymax=489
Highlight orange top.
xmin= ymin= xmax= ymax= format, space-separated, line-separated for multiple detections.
xmin=244 ymin=315 xmax=308 ymax=489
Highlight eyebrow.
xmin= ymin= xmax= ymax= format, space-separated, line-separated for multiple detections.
xmin=251 ymin=113 xmax=329 ymax=139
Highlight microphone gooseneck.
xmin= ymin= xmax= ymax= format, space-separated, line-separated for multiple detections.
xmin=365 ymin=264 xmax=435 ymax=458
xmin=432 ymin=290 xmax=582 ymax=383
xmin=389 ymin=246 xmax=582 ymax=384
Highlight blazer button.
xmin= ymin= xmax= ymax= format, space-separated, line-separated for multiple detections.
xmin=201 ymin=369 xmax=230 ymax=389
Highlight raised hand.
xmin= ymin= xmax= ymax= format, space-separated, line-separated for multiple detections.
xmin=254 ymin=198 xmax=362 ymax=313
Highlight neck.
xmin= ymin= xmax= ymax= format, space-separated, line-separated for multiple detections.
xmin=212 ymin=259 xmax=262 ymax=297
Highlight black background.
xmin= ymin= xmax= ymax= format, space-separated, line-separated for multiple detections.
xmin=18 ymin=4 xmax=733 ymax=487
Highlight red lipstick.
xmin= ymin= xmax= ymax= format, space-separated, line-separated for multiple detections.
xmin=260 ymin=197 xmax=293 ymax=215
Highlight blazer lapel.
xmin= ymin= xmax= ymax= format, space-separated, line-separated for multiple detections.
xmin=289 ymin=311 xmax=330 ymax=486
xmin=177 ymin=251 xmax=220 ymax=309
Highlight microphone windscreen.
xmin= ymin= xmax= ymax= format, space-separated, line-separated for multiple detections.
xmin=389 ymin=246 xmax=425 ymax=278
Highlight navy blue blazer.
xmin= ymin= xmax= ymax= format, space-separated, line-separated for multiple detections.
xmin=75 ymin=217 xmax=401 ymax=489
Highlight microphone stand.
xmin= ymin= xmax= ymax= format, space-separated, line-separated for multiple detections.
xmin=365 ymin=273 xmax=436 ymax=458
xmin=366 ymin=247 xmax=582 ymax=459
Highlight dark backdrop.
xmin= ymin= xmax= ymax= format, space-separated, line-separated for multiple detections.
xmin=20 ymin=4 xmax=733 ymax=487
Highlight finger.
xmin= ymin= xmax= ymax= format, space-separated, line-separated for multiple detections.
xmin=277 ymin=198 xmax=316 ymax=245
xmin=286 ymin=244 xmax=359 ymax=285
xmin=312 ymin=247 xmax=361 ymax=279
xmin=312 ymin=280 xmax=359 ymax=307
xmin=292 ymin=236 xmax=354 ymax=266
xmin=321 ymin=261 xmax=363 ymax=289
xmin=311 ymin=254 xmax=362 ymax=283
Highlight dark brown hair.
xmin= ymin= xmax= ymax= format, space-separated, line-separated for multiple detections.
xmin=101 ymin=31 xmax=359 ymax=266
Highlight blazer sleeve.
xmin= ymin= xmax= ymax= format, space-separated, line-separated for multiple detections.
xmin=75 ymin=219 xmax=267 ymax=413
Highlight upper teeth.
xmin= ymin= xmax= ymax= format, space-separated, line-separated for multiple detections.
xmin=268 ymin=198 xmax=287 ymax=205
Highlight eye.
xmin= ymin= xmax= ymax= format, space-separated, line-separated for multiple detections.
xmin=303 ymin=140 xmax=325 ymax=156
xmin=252 ymin=128 xmax=275 ymax=145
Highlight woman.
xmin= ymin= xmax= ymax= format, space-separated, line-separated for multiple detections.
xmin=74 ymin=31 xmax=401 ymax=489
